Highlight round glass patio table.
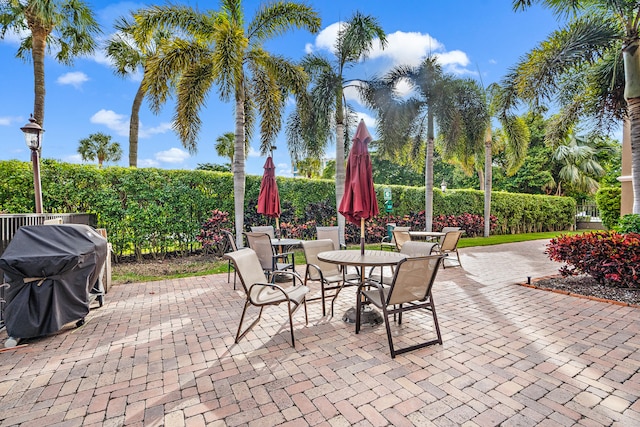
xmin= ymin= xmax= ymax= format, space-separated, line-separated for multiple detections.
xmin=317 ymin=249 xmax=407 ymax=325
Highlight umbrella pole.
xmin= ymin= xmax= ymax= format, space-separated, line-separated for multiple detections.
xmin=275 ymin=217 xmax=280 ymax=239
xmin=360 ymin=218 xmax=365 ymax=255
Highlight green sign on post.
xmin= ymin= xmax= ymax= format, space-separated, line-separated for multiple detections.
xmin=384 ymin=200 xmax=393 ymax=213
xmin=383 ymin=188 xmax=392 ymax=201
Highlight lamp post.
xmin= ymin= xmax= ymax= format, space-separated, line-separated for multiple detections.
xmin=21 ymin=115 xmax=44 ymax=213
xmin=440 ymin=180 xmax=447 ymax=193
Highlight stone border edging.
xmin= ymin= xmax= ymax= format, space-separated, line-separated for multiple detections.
xmin=518 ymin=275 xmax=640 ymax=308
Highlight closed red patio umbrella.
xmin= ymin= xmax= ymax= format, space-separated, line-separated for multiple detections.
xmin=339 ymin=119 xmax=379 ymax=254
xmin=257 ymin=156 xmax=281 ymax=234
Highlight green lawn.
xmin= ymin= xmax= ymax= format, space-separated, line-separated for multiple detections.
xmin=112 ymin=230 xmax=586 ymax=284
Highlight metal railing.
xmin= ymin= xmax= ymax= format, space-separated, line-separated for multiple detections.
xmin=576 ymin=202 xmax=601 ymax=221
xmin=0 ymin=213 xmax=96 ymax=330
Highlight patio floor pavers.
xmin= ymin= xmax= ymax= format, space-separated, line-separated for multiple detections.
xmin=0 ymin=239 xmax=639 ymax=426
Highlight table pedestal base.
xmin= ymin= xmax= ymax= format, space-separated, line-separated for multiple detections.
xmin=342 ymin=306 xmax=382 ymax=326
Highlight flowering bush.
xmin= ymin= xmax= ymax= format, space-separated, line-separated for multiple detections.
xmin=546 ymin=231 xmax=640 ymax=288
xmin=196 ymin=209 xmax=230 ymax=255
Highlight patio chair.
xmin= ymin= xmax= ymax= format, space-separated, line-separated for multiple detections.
xmin=221 ymin=230 xmax=238 ymax=289
xmin=438 ymin=226 xmax=461 ymax=245
xmin=381 ymin=226 xmax=410 ymax=251
xmin=356 ymin=255 xmax=444 ymax=358
xmin=316 ymin=226 xmax=346 ymax=250
xmin=368 ymin=241 xmax=438 ymax=285
xmin=300 ymin=239 xmax=359 ymax=317
xmin=223 ymin=248 xmax=308 ymax=348
xmin=251 ymin=226 xmax=275 ymax=238
xmin=392 ymin=229 xmax=412 ymax=251
xmin=244 ymin=232 xmax=295 ymax=278
xmin=433 ymin=230 xmax=463 ymax=268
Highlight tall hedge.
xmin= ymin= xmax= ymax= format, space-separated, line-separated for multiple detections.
xmin=1 ymin=160 xmax=575 ymax=256
xmin=595 ymin=187 xmax=621 ymax=230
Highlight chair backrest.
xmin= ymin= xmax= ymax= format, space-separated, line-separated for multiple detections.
xmin=244 ymin=232 xmax=274 ymax=270
xmin=392 ymin=229 xmax=411 ymax=250
xmin=439 ymin=230 xmax=463 ymax=252
xmin=387 ymin=255 xmax=443 ymax=306
xmin=389 ymin=226 xmax=410 ymax=244
xmin=251 ymin=226 xmax=275 ymax=238
xmin=222 ymin=230 xmax=238 ymax=252
xmin=400 ymin=241 xmax=437 ymax=257
xmin=224 ymin=248 xmax=269 ymax=298
xmin=316 ymin=226 xmax=340 ymax=250
xmin=439 ymin=226 xmax=461 ymax=245
xmin=301 ymin=239 xmax=341 ymax=279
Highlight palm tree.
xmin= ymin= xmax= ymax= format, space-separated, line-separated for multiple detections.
xmin=478 ymin=82 xmax=530 ymax=237
xmin=287 ymin=12 xmax=387 ymax=242
xmin=0 ymin=0 xmax=101 ymax=127
xmin=510 ymin=0 xmax=640 ymax=214
xmin=553 ymin=133 xmax=605 ymax=196
xmin=105 ymin=15 xmax=172 ymax=168
xmin=215 ymin=131 xmax=249 ymax=173
xmin=363 ymin=57 xmax=470 ymax=231
xmin=132 ymin=1 xmax=321 ymax=246
xmin=78 ymin=132 xmax=123 ymax=168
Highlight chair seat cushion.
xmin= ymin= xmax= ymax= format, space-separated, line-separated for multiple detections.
xmin=253 ymin=284 xmax=309 ymax=305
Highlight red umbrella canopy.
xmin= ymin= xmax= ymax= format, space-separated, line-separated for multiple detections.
xmin=257 ymin=156 xmax=281 ymax=218
xmin=339 ymin=120 xmax=379 ymax=225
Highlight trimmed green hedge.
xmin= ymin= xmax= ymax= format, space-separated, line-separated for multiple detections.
xmin=0 ymin=160 xmax=575 ymax=257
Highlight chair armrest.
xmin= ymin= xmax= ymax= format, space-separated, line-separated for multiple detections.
xmin=340 ymin=243 xmax=347 ymax=250
xmin=271 ymin=269 xmax=305 ymax=287
xmin=273 ymin=251 xmax=294 ymax=260
xmin=381 ymin=236 xmax=391 ymax=243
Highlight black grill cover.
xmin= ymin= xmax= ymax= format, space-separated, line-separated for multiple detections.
xmin=0 ymin=224 xmax=107 ymax=339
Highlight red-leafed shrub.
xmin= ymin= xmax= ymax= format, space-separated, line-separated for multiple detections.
xmin=196 ymin=209 xmax=230 ymax=255
xmin=546 ymin=231 xmax=640 ymax=288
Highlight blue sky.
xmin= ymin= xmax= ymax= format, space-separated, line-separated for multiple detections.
xmin=0 ymin=0 xmax=564 ymax=177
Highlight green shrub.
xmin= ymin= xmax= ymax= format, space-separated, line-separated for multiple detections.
xmin=595 ymin=187 xmax=621 ymax=229
xmin=0 ymin=160 xmax=576 ymax=257
xmin=616 ymin=214 xmax=640 ymax=234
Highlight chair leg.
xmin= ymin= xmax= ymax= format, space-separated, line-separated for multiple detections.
xmin=288 ymin=300 xmax=296 ymax=348
xmin=429 ymin=296 xmax=443 ymax=344
xmin=381 ymin=306 xmax=397 ymax=358
xmin=235 ymin=302 xmax=264 ymax=344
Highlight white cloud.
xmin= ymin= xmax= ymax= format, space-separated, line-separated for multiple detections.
xmin=139 ymin=122 xmax=173 ymax=138
xmin=369 ymin=31 xmax=443 ymax=67
xmin=138 ymin=158 xmax=160 ymax=168
xmin=306 ymin=24 xmax=473 ymax=75
xmin=353 ymin=112 xmax=378 ymax=139
xmin=0 ymin=116 xmax=23 ymax=126
xmin=247 ymin=146 xmax=261 ymax=157
xmin=0 ymin=27 xmax=26 ymax=44
xmin=90 ymin=109 xmax=129 ymax=135
xmin=63 ymin=154 xmax=84 ymax=164
xmin=57 ymin=71 xmax=90 ymax=89
xmin=155 ymin=147 xmax=189 ymax=163
xmin=90 ymin=109 xmax=172 ymax=138
xmin=305 ymin=22 xmax=340 ymax=54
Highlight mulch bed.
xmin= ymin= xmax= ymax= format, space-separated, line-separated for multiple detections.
xmin=522 ymin=274 xmax=640 ymax=307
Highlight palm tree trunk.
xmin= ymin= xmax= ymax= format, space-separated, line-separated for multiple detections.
xmin=628 ymin=97 xmax=640 ymax=214
xmin=623 ymin=40 xmax=640 ymax=214
xmin=424 ymin=113 xmax=435 ymax=232
xmin=335 ymin=99 xmax=346 ymax=245
xmin=233 ymin=86 xmax=247 ymax=248
xmin=484 ymin=127 xmax=492 ymax=237
xmin=129 ymin=82 xmax=145 ymax=167
xmin=30 ymin=26 xmax=48 ymax=127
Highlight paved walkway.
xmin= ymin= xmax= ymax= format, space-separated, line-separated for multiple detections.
xmin=1 ymin=240 xmax=639 ymax=426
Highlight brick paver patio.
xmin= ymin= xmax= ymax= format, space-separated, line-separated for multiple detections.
xmin=1 ymin=239 xmax=639 ymax=426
